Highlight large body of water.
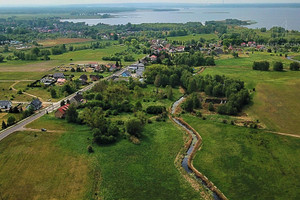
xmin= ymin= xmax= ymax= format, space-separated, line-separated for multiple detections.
xmin=62 ymin=7 xmax=300 ymax=31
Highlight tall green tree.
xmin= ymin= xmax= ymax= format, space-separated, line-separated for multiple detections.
xmin=154 ymin=74 xmax=161 ymax=87
xmin=2 ymin=121 xmax=7 ymax=129
xmin=7 ymin=116 xmax=16 ymax=126
xmin=66 ymin=104 xmax=78 ymax=123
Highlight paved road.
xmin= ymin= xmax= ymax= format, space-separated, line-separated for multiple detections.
xmin=0 ymin=66 xmax=130 ymax=142
xmin=287 ymin=56 xmax=300 ymax=63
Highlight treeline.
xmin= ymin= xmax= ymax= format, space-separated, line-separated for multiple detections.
xmin=252 ymin=61 xmax=300 ymax=72
xmin=172 ymin=52 xmax=215 ymax=67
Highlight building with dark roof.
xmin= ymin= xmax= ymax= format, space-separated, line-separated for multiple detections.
xmin=70 ymin=93 xmax=84 ymax=105
xmin=0 ymin=100 xmax=12 ymax=111
xmin=26 ymin=98 xmax=42 ymax=111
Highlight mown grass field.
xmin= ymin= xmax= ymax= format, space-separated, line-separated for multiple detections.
xmin=202 ymin=52 xmax=300 ymax=134
xmin=183 ymin=115 xmax=300 ymax=200
xmin=167 ymin=33 xmax=218 ymax=42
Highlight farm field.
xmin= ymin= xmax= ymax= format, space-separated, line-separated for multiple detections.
xmin=183 ymin=115 xmax=300 ymax=200
xmin=202 ymin=52 xmax=300 ymax=134
xmin=38 ymin=38 xmax=94 ymax=47
xmin=0 ymin=113 xmax=203 ymax=200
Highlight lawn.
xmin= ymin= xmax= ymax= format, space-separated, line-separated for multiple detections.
xmin=1 ymin=111 xmax=203 ymax=200
xmin=183 ymin=115 xmax=300 ymax=200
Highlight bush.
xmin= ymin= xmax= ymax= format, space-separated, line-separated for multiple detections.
xmin=290 ymin=62 xmax=300 ymax=71
xmin=146 ymin=106 xmax=166 ymax=114
xmin=87 ymin=145 xmax=94 ymax=153
xmin=208 ymin=102 xmax=215 ymax=111
xmin=196 ymin=111 xmax=202 ymax=117
xmin=253 ymin=61 xmax=270 ymax=71
xmin=126 ymin=118 xmax=143 ymax=138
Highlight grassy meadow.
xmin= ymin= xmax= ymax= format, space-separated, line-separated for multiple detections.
xmin=0 ymin=113 xmax=203 ymax=200
xmin=183 ymin=114 xmax=300 ymax=200
xmin=202 ymin=52 xmax=300 ymax=135
xmin=0 ymin=44 xmax=145 ymax=74
xmin=167 ymin=33 xmax=218 ymax=42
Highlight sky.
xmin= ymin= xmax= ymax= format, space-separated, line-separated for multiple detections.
xmin=1 ymin=0 xmax=300 ymax=6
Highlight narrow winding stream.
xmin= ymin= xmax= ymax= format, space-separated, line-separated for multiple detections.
xmin=171 ymin=96 xmax=222 ymax=200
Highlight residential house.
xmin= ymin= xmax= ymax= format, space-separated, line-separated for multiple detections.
xmin=26 ymin=98 xmax=42 ymax=111
xmin=70 ymin=93 xmax=84 ymax=105
xmin=0 ymin=100 xmax=12 ymax=111
xmin=137 ymin=63 xmax=144 ymax=68
xmin=40 ymin=76 xmax=56 ymax=86
xmin=89 ymin=62 xmax=99 ymax=68
xmin=57 ymin=78 xmax=66 ymax=85
xmin=79 ymin=74 xmax=88 ymax=84
xmin=53 ymin=73 xmax=65 ymax=79
xmin=105 ymin=64 xmax=118 ymax=72
xmin=90 ymin=75 xmax=101 ymax=81
xmin=176 ymin=46 xmax=185 ymax=52
xmin=214 ymin=47 xmax=224 ymax=55
xmin=121 ymin=70 xmax=132 ymax=77
xmin=55 ymin=104 xmax=70 ymax=119
xmin=128 ymin=64 xmax=138 ymax=71
xmin=150 ymin=55 xmax=157 ymax=61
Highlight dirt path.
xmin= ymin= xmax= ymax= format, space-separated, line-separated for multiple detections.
xmin=267 ymin=131 xmax=300 ymax=139
xmin=20 ymin=127 xmax=61 ymax=133
xmin=197 ymin=67 xmax=206 ymax=74
xmin=9 ymin=81 xmax=44 ymax=102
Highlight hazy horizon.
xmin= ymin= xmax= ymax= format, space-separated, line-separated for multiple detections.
xmin=1 ymin=0 xmax=300 ymax=6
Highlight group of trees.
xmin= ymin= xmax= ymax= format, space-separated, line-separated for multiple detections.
xmin=172 ymin=52 xmax=215 ymax=67
xmin=181 ymin=74 xmax=250 ymax=116
xmin=145 ymin=65 xmax=192 ymax=87
xmin=253 ymin=61 xmax=300 ymax=72
xmin=181 ymin=93 xmax=201 ymax=112
xmin=290 ymin=62 xmax=300 ymax=71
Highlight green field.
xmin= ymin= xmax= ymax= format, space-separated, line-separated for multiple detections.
xmin=168 ymin=34 xmax=218 ymax=42
xmin=0 ymin=45 xmax=145 ymax=74
xmin=202 ymin=52 xmax=300 ymax=134
xmin=0 ymin=114 xmax=203 ymax=200
xmin=183 ymin=115 xmax=300 ymax=200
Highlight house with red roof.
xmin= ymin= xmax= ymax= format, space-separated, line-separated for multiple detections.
xmin=55 ymin=104 xmax=70 ymax=119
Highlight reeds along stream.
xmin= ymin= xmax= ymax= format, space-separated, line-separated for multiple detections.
xmin=171 ymin=97 xmax=223 ymax=200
